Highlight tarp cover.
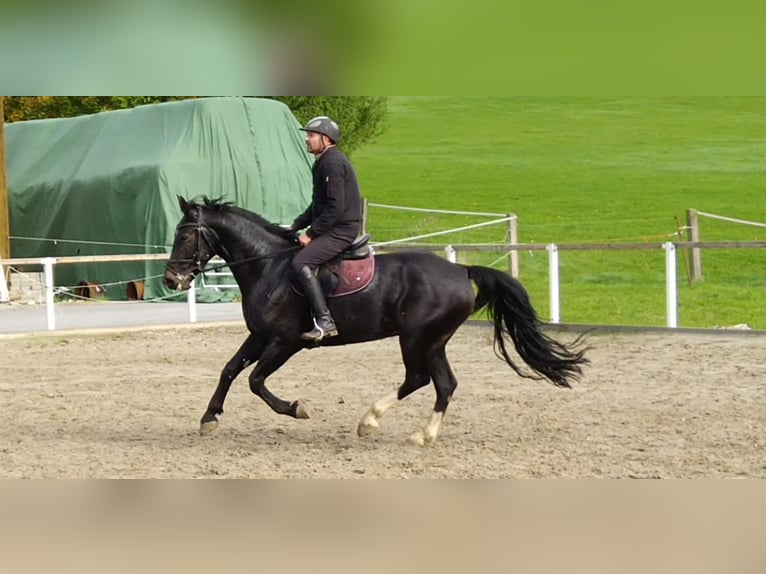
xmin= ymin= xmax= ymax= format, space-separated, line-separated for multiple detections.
xmin=7 ymin=97 xmax=313 ymax=300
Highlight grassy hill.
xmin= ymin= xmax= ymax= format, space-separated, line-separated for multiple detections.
xmin=353 ymin=97 xmax=766 ymax=329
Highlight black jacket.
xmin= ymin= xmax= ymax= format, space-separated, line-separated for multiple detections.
xmin=292 ymin=147 xmax=362 ymax=238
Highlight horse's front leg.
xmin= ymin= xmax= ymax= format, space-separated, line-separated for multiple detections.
xmin=248 ymin=339 xmax=309 ymax=419
xmin=200 ymin=333 xmax=265 ymax=435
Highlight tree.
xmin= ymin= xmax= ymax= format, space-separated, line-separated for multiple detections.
xmin=2 ymin=97 xmax=195 ymax=123
xmin=3 ymin=96 xmax=387 ymax=156
xmin=3 ymin=97 xmax=200 ymax=122
xmin=270 ymin=97 xmax=387 ymax=156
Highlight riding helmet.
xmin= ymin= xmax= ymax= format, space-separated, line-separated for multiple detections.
xmin=300 ymin=116 xmax=341 ymax=144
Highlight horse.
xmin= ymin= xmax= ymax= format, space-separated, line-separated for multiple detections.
xmin=163 ymin=196 xmax=589 ymax=445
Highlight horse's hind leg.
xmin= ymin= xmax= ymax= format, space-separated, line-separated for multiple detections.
xmin=357 ymin=336 xmax=430 ymax=437
xmin=200 ymin=333 xmax=265 ymax=435
xmin=357 ymin=370 xmax=430 ymax=437
xmin=409 ymin=345 xmax=457 ymax=446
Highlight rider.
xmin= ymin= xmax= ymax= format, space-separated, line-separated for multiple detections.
xmin=290 ymin=116 xmax=363 ymax=342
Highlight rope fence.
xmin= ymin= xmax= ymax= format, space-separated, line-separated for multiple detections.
xmin=696 ymin=211 xmax=766 ymax=229
xmin=9 ymin=235 xmax=171 ymax=250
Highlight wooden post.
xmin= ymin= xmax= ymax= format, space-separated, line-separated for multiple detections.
xmin=507 ymin=214 xmax=519 ymax=278
xmin=686 ymin=208 xmax=702 ymax=282
xmin=361 ymin=197 xmax=368 ymax=235
xmin=0 ymin=96 xmax=10 ymax=261
xmin=675 ymin=214 xmax=692 ymax=286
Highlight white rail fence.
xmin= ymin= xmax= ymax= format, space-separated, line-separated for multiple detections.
xmin=4 ymin=241 xmax=766 ymax=332
xmin=0 ymin=263 xmax=9 ymax=303
xmin=375 ymin=241 xmax=766 ymax=329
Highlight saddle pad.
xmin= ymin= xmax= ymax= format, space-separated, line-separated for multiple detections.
xmin=329 ymin=256 xmax=376 ymax=298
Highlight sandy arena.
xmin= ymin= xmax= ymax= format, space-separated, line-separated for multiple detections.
xmin=1 ymin=323 xmax=763 ymax=478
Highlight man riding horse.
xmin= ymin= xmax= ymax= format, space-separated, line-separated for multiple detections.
xmin=289 ymin=116 xmax=363 ymax=342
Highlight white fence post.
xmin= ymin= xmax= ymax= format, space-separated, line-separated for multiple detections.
xmin=187 ymin=279 xmax=197 ymax=323
xmin=547 ymin=244 xmax=560 ymax=324
xmin=445 ymin=245 xmax=456 ymax=263
xmin=664 ymin=242 xmax=678 ymax=328
xmin=0 ymin=261 xmax=9 ymax=303
xmin=42 ymin=257 xmax=56 ymax=331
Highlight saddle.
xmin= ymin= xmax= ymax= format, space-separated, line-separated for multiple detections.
xmin=292 ymin=234 xmax=376 ymax=298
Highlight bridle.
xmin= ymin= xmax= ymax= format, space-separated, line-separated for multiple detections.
xmin=165 ymin=220 xmax=224 ymax=286
xmin=165 ymin=216 xmax=299 ymax=286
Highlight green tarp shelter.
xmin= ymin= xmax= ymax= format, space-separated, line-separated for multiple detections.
xmin=7 ymin=97 xmax=313 ymax=300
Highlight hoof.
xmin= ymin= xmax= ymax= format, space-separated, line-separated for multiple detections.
xmin=294 ymin=400 xmax=311 ymax=419
xmin=357 ymin=414 xmax=380 ymax=437
xmin=408 ymin=431 xmax=425 ymax=446
xmin=200 ymin=419 xmax=219 ymax=436
xmin=408 ymin=431 xmax=435 ymax=447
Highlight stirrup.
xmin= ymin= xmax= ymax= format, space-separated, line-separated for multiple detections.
xmin=301 ymin=318 xmax=339 ymax=341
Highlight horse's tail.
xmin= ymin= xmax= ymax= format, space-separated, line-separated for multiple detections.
xmin=467 ymin=265 xmax=589 ymax=388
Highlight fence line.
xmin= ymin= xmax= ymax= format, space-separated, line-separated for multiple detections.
xmin=365 ymin=200 xmax=518 ymax=275
xmin=9 ymin=235 xmax=170 ymax=250
xmin=372 ymin=216 xmax=516 ymax=247
xmin=696 ymin=211 xmax=766 ymax=229
xmin=368 ymin=203 xmax=507 ymax=218
xmin=3 ymin=241 xmax=766 ymax=332
xmin=373 ymin=241 xmax=766 ymax=253
xmin=3 ymin=253 xmax=170 ymax=266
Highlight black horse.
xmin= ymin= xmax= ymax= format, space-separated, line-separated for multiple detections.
xmin=164 ymin=197 xmax=588 ymax=445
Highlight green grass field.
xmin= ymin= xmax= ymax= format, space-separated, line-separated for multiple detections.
xmin=352 ymin=97 xmax=766 ymax=329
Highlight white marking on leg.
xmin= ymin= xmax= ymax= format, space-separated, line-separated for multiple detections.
xmin=357 ymin=390 xmax=398 ymax=437
xmin=409 ymin=411 xmax=444 ymax=446
xmin=372 ymin=390 xmax=399 ymax=418
xmin=424 ymin=411 xmax=444 ymax=441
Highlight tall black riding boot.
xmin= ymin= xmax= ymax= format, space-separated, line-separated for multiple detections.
xmin=296 ymin=265 xmax=338 ymax=342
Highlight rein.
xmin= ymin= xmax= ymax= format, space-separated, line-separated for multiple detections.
xmin=204 ymin=245 xmax=300 ymax=273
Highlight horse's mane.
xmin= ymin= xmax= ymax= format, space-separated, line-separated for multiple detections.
xmin=193 ymin=196 xmax=296 ymax=243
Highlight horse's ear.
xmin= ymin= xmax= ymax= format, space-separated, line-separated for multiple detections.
xmin=178 ymin=195 xmax=191 ymax=215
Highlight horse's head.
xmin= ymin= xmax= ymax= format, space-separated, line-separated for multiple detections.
xmin=163 ymin=196 xmax=223 ymax=291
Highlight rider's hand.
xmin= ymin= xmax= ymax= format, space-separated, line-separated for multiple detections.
xmin=298 ymin=233 xmax=312 ymax=247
